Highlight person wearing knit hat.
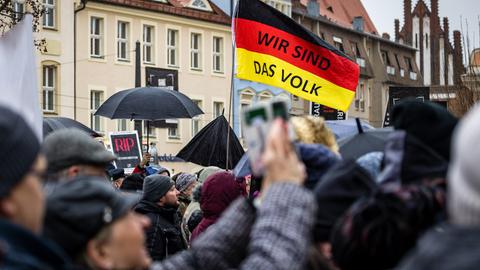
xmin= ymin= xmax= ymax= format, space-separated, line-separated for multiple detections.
xmin=175 ymin=173 xmax=198 ymax=243
xmin=134 ymin=175 xmax=186 ymax=260
xmin=42 ymin=129 xmax=116 ymax=182
xmin=0 ymin=106 xmax=71 ymax=269
xmin=176 ymin=173 xmax=197 ymax=216
xmin=396 ymin=103 xmax=480 ymax=270
xmin=182 ymin=166 xmax=224 ymax=241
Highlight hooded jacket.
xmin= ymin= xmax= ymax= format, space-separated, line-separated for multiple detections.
xmin=134 ymin=200 xmax=186 ymax=261
xmin=190 ymin=171 xmax=245 ymax=242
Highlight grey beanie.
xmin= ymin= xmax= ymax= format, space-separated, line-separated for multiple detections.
xmin=43 ymin=129 xmax=116 ymax=174
xmin=448 ymin=103 xmax=480 ymax=226
xmin=175 ymin=173 xmax=197 ymax=193
xmin=143 ymin=175 xmax=174 ymax=202
xmin=0 ymin=106 xmax=40 ymax=198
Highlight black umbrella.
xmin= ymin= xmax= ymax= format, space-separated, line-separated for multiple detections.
xmin=94 ymin=87 xmax=203 ymax=120
xmin=43 ymin=117 xmax=102 ymax=138
xmin=338 ymin=123 xmax=392 ymax=160
xmin=177 ymin=115 xmax=245 ymax=170
xmin=94 ymin=87 xmax=203 ymax=145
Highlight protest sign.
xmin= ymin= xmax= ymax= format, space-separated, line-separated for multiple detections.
xmin=383 ymin=86 xmax=430 ymax=127
xmin=109 ymin=131 xmax=142 ymax=174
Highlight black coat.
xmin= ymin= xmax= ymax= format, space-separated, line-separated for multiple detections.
xmin=397 ymin=224 xmax=480 ymax=270
xmin=134 ymin=200 xmax=187 ymax=261
xmin=0 ymin=219 xmax=71 ymax=269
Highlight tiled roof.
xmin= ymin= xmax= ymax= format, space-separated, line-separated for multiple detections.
xmin=92 ymin=0 xmax=230 ymax=25
xmin=299 ymin=0 xmax=378 ymax=34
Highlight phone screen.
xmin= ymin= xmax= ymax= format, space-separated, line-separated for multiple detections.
xmin=245 ymin=107 xmax=268 ymax=126
xmin=272 ymin=101 xmax=289 ymax=121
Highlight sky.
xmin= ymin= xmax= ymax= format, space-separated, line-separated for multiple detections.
xmin=361 ymin=0 xmax=480 ymax=52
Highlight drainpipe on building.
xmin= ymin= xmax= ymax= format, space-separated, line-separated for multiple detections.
xmin=73 ymin=0 xmax=87 ymax=121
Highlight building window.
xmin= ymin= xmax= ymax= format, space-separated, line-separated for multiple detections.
xmin=425 ymin=33 xmax=429 ymax=49
xmin=143 ymin=25 xmax=154 ymax=64
xmin=168 ymin=125 xmax=179 ymax=139
xmin=118 ymin=119 xmax=128 ymax=131
xmin=42 ymin=65 xmax=56 ymax=112
xmin=42 ymin=0 xmax=55 ymax=28
xmin=117 ymin=21 xmax=129 ymax=61
xmin=190 ymin=33 xmax=202 ymax=70
xmin=90 ymin=91 xmax=104 ymax=132
xmin=415 ymin=34 xmax=418 ymax=48
xmin=381 ymin=50 xmax=391 ymax=65
xmin=404 ymin=57 xmax=413 ymax=71
xmin=13 ymin=2 xmax=24 ymax=21
xmin=258 ymin=91 xmax=273 ymax=101
xmin=90 ymin=17 xmax=104 ymax=58
xmin=213 ymin=101 xmax=224 ymax=119
xmin=143 ymin=121 xmax=155 ymax=136
xmin=333 ymin=36 xmax=344 ymax=52
xmin=191 ymin=100 xmax=202 ymax=137
xmin=213 ymin=36 xmax=224 ymax=73
xmin=167 ymin=29 xmax=179 ymax=67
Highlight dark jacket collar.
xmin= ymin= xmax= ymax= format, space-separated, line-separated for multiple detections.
xmin=0 ymin=219 xmax=71 ymax=269
xmin=134 ymin=200 xmax=178 ymax=222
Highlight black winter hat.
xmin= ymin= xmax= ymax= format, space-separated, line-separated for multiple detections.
xmin=108 ymin=168 xmax=125 ymax=181
xmin=0 ymin=106 xmax=40 ymax=198
xmin=120 ymin=173 xmax=144 ymax=192
xmin=391 ymin=99 xmax=458 ymax=161
xmin=43 ymin=176 xmax=139 ymax=258
xmin=142 ymin=175 xmax=174 ymax=202
xmin=313 ymin=160 xmax=377 ymax=242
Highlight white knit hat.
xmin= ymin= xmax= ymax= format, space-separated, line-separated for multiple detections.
xmin=448 ymin=103 xmax=480 ymax=226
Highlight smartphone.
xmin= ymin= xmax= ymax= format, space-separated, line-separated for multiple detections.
xmin=242 ymin=99 xmax=292 ymax=176
xmin=242 ymin=104 xmax=270 ymax=176
xmin=272 ymin=100 xmax=289 ymax=121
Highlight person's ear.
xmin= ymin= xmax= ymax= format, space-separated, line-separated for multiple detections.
xmin=0 ymin=198 xmax=16 ymax=219
xmin=86 ymin=239 xmax=114 ymax=270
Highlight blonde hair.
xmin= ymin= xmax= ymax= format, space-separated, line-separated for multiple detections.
xmin=291 ymin=116 xmax=339 ymax=154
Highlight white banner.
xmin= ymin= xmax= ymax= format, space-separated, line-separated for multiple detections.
xmin=0 ymin=15 xmax=42 ymax=141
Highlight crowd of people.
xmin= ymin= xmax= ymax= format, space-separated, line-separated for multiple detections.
xmin=1 ymin=98 xmax=479 ymax=270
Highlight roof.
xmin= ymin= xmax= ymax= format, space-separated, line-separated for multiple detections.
xmin=292 ymin=7 xmax=418 ymax=51
xmin=91 ymin=0 xmax=231 ymax=25
xmin=299 ymin=0 xmax=378 ymax=34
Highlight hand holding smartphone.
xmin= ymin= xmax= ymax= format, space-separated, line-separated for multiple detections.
xmin=242 ymin=99 xmax=292 ymax=176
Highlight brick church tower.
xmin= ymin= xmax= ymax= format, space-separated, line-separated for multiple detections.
xmin=395 ymin=0 xmax=464 ymax=87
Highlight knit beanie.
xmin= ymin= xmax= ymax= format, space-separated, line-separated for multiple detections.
xmin=142 ymin=175 xmax=174 ymax=202
xmin=391 ymin=99 xmax=458 ymax=161
xmin=175 ymin=173 xmax=197 ymax=193
xmin=448 ymin=103 xmax=480 ymax=226
xmin=197 ymin=166 xmax=223 ymax=183
xmin=0 ymin=106 xmax=40 ymax=198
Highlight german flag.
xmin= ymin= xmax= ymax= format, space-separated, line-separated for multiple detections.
xmin=234 ymin=0 xmax=359 ymax=112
